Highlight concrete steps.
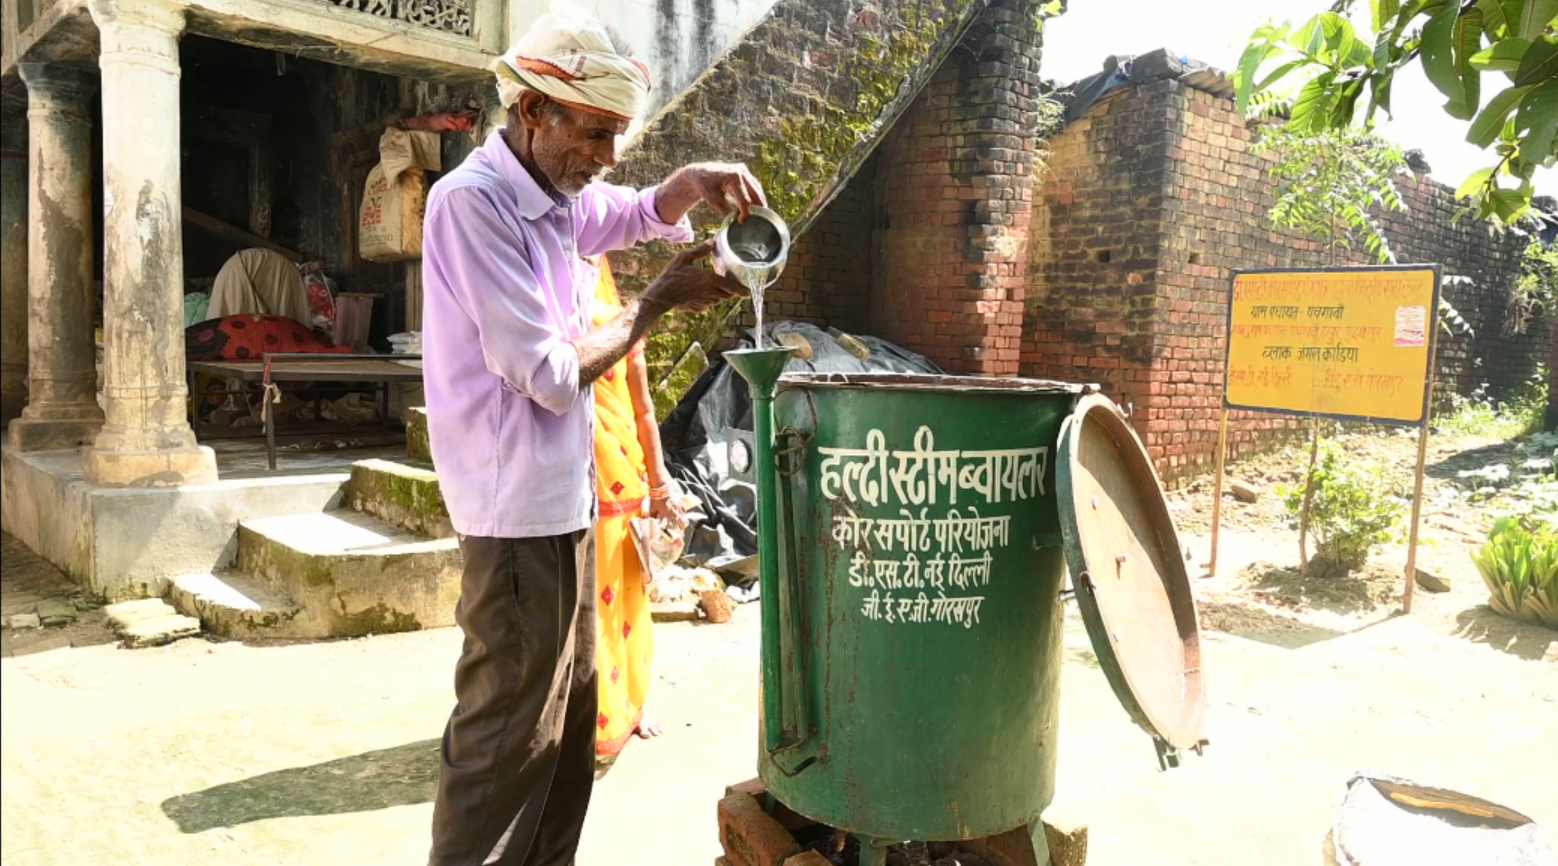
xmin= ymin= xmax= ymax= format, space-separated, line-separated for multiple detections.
xmin=169 ymin=571 xmax=305 ymax=640
xmin=233 ymin=510 xmax=460 ymax=638
xmin=161 ymin=453 xmax=462 ymax=641
xmin=345 ymin=458 xmax=452 ymax=539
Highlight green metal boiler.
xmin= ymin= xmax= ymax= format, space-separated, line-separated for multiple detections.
xmin=726 ymin=349 xmax=1206 ymax=866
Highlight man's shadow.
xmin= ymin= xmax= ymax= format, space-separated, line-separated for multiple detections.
xmin=161 ymin=739 xmax=441 ymax=834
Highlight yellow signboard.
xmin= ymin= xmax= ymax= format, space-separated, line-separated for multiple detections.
xmin=1223 ymin=266 xmax=1439 ymax=425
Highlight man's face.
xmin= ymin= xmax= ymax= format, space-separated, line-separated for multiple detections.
xmin=521 ymin=98 xmax=630 ymax=197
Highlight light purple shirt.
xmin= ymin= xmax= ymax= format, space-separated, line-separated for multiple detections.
xmin=421 ymin=131 xmax=692 ymax=538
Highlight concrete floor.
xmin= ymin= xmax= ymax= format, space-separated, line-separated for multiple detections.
xmin=1 ymin=529 xmax=1555 ymax=866
xmin=210 ymin=435 xmax=407 ymax=480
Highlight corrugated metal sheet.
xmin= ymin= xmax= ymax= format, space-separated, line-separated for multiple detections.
xmin=1179 ymin=67 xmax=1236 ymax=99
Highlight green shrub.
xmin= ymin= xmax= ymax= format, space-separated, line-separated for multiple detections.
xmin=1437 ymin=370 xmax=1548 ymax=440
xmin=1471 ymin=517 xmax=1558 ymax=629
xmin=1280 ymin=442 xmax=1405 ymax=574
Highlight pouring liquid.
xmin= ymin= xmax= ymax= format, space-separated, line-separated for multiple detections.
xmin=731 ymin=240 xmax=775 ymax=351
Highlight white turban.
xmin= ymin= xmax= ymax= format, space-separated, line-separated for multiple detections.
xmin=494 ymin=10 xmax=652 ymax=122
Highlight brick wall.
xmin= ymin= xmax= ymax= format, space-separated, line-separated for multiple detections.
xmin=869 ymin=0 xmax=1044 ymax=375
xmin=738 ymin=154 xmax=877 ymax=336
xmin=1025 ymin=56 xmax=1544 ymax=484
xmin=602 ymin=0 xmax=992 ymax=408
xmin=728 ymin=0 xmax=1051 ymax=369
xmin=1376 ymin=178 xmax=1543 ymax=404
xmin=1549 ymin=315 xmax=1558 ymax=430
xmin=1021 ymin=84 xmax=1173 ymax=434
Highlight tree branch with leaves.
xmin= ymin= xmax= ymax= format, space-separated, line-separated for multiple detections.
xmin=1235 ymin=0 xmax=1558 ymax=222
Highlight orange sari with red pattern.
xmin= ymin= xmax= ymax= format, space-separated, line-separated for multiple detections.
xmin=589 ymin=259 xmax=654 ymax=760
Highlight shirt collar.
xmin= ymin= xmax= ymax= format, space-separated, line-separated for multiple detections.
xmin=481 ymin=130 xmax=569 ymax=220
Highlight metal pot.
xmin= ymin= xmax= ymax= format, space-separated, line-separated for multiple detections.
xmin=713 ymin=206 xmax=790 ymax=289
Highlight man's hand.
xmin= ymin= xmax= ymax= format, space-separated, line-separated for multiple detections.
xmin=642 ymin=239 xmax=746 ymax=313
xmin=656 ymin=163 xmax=768 ymax=225
xmin=574 ymin=241 xmax=743 ymax=386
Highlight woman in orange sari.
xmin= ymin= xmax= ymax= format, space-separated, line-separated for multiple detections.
xmin=587 ymin=255 xmax=683 ymax=772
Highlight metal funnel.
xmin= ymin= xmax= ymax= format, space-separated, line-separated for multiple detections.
xmin=725 ymin=346 xmax=796 ymax=399
xmin=723 ymin=344 xmax=796 ymax=754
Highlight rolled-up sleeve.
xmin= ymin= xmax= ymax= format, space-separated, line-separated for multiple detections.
xmin=574 ymin=182 xmax=694 ymax=257
xmin=423 ymin=186 xmax=580 ymax=416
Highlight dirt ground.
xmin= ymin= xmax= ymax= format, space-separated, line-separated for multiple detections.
xmin=1 ymin=430 xmax=1554 ymax=866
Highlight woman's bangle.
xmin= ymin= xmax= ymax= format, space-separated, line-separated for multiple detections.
xmin=648 ymin=484 xmax=671 ymax=501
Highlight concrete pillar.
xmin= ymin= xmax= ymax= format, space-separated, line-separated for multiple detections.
xmin=82 ymin=0 xmax=216 ymax=487
xmin=1 ymin=106 xmax=28 ymax=427
xmin=7 ymin=63 xmax=105 ymax=451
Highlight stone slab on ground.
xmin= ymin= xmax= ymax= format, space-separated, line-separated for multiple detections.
xmin=1415 ymin=568 xmax=1452 ymax=593
xmin=9 ymin=612 xmax=40 ymax=629
xmin=0 ymin=532 xmax=84 ymax=619
xmin=652 ymin=600 xmax=702 ymax=622
xmin=1 ymin=532 xmax=118 ymax=657
xmin=1229 ymin=479 xmax=1262 ymax=503
xmin=103 ymin=599 xmax=201 ymax=648
xmin=35 ymin=597 xmax=76 ymax=626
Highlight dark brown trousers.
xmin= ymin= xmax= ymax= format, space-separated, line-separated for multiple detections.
xmin=428 ymin=531 xmax=597 ymax=866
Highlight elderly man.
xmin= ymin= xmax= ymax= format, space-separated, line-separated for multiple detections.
xmin=420 ymin=11 xmax=762 ymax=866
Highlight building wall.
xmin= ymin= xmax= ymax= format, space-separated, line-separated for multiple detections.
xmin=1025 ymin=72 xmax=1544 ymax=484
xmin=869 ymin=0 xmax=1044 ymax=375
xmin=1375 ymin=177 xmax=1542 ymax=404
xmin=726 ymin=0 xmax=1048 ymax=371
xmin=508 ymin=0 xmax=778 ymax=130
xmin=1022 ymin=84 xmax=1173 ymax=430
xmin=176 ymin=37 xmax=484 ymax=345
xmin=744 ymin=153 xmax=876 ymax=336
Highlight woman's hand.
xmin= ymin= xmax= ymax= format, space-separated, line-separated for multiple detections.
xmin=649 ymin=493 xmax=685 ymax=527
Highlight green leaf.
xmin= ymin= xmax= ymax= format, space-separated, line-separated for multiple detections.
xmin=1468 ymin=84 xmax=1532 ymax=146
xmin=1257 ymin=59 xmax=1309 ymax=92
xmin=1455 ymin=165 xmax=1497 ymax=197
xmin=1490 ymin=187 xmax=1530 ymax=220
xmin=1478 ymin=0 xmax=1511 ymax=35
xmin=1476 ymin=0 xmax=1514 ymax=34
xmin=1336 ymin=77 xmax=1367 ymax=125
xmin=1423 ymin=1 xmax=1468 ymax=104
xmin=1373 ymin=0 xmax=1402 ymax=32
xmin=1471 ymin=37 xmax=1532 ymax=70
xmin=1448 ymin=8 xmax=1486 ymax=119
xmin=1515 ymin=77 xmax=1558 ymax=159
xmin=1291 ymin=71 xmax=1340 ymax=131
xmin=1515 ymin=35 xmax=1558 ymax=85
xmin=1234 ymin=34 xmax=1288 ymax=113
xmin=1295 ymin=14 xmax=1326 ymax=55
xmin=1318 ymin=12 xmax=1359 ymax=58
xmin=1515 ymin=0 xmax=1558 ymax=38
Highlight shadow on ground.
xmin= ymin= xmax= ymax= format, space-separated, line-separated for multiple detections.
xmin=161 ymin=739 xmax=441 ymax=833
xmin=1453 ymin=606 xmax=1557 ymax=662
xmin=1425 ymin=440 xmax=1523 ymax=482
xmin=1197 ymin=600 xmax=1348 ymax=649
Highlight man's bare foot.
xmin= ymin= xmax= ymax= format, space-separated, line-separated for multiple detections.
xmin=635 ymin=714 xmax=665 ymax=739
